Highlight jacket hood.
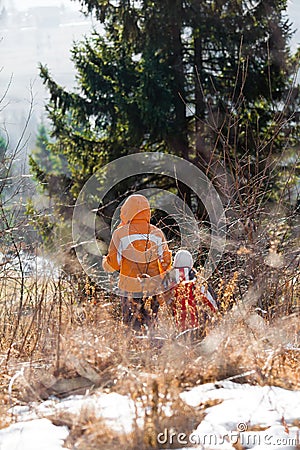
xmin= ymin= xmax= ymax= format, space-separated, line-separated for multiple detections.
xmin=174 ymin=249 xmax=193 ymax=268
xmin=120 ymin=194 xmax=151 ymax=224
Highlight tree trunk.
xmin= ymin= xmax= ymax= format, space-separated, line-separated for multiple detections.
xmin=167 ymin=0 xmax=191 ymax=207
xmin=194 ymin=35 xmax=236 ymax=207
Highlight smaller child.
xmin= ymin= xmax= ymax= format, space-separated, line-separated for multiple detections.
xmin=164 ymin=249 xmax=217 ymax=332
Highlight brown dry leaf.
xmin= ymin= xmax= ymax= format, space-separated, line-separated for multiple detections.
xmin=197 ymin=398 xmax=224 ymax=410
xmin=246 ymin=424 xmax=270 ymax=432
xmin=236 ymin=247 xmax=252 ymax=255
xmin=281 ymin=416 xmax=289 ymax=434
xmin=232 ymin=438 xmax=245 ymax=450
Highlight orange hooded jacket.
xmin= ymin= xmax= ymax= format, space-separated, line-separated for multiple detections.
xmin=102 ymin=194 xmax=172 ymax=293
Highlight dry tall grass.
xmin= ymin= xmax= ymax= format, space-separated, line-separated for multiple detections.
xmin=0 ymin=242 xmax=298 ymax=448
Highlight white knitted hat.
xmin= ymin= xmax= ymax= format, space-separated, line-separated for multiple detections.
xmin=173 ymin=249 xmax=193 ymax=268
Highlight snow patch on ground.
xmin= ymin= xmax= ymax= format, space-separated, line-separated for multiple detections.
xmin=11 ymin=391 xmax=142 ymax=430
xmin=0 ymin=418 xmax=68 ymax=450
xmin=1 ymin=381 xmax=300 ymax=449
xmin=180 ymin=381 xmax=300 ymax=449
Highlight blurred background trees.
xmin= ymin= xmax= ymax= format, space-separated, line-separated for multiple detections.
xmin=27 ymin=0 xmax=299 ymax=302
xmin=33 ymin=0 xmax=299 ymax=220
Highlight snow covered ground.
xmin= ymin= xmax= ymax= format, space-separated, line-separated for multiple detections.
xmin=0 ymin=419 xmax=68 ymax=450
xmin=179 ymin=381 xmax=300 ymax=449
xmin=1 ymin=381 xmax=300 ymax=449
xmin=0 ymin=251 xmax=60 ymax=278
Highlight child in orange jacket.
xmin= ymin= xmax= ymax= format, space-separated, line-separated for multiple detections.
xmin=102 ymin=194 xmax=172 ymax=330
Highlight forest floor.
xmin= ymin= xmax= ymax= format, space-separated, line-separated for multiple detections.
xmin=0 ymin=280 xmax=300 ymax=450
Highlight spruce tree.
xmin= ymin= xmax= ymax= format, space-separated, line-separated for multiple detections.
xmin=35 ymin=0 xmax=299 ymax=216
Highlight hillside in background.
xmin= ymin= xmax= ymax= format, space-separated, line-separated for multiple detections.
xmin=0 ymin=0 xmax=299 ymax=164
xmin=0 ymin=1 xmax=96 ymax=158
